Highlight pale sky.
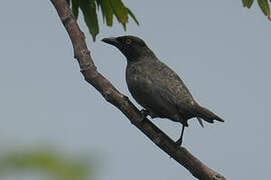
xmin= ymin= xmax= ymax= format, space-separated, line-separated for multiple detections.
xmin=0 ymin=0 xmax=270 ymax=179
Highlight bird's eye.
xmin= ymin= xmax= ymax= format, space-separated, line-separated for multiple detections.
xmin=125 ymin=39 xmax=132 ymax=45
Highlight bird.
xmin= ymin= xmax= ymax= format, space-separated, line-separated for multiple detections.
xmin=102 ymin=35 xmax=224 ymax=146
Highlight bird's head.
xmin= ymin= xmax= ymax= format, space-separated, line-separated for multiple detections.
xmin=102 ymin=35 xmax=154 ymax=61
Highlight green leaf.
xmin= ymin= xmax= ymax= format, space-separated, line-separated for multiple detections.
xmin=67 ymin=0 xmax=139 ymax=41
xmin=258 ymin=0 xmax=271 ymax=20
xmin=109 ymin=0 xmax=128 ymax=25
xmin=72 ymin=0 xmax=80 ymax=19
xmin=128 ymin=8 xmax=139 ymax=25
xmin=101 ymin=0 xmax=114 ymax=26
xmin=242 ymin=0 xmax=254 ymax=8
xmin=79 ymin=0 xmax=99 ymax=41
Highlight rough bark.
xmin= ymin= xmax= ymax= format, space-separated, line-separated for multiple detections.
xmin=50 ymin=0 xmax=227 ymax=179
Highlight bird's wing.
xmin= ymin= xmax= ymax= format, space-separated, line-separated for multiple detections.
xmin=151 ymin=79 xmax=195 ymax=116
xmin=126 ymin=59 xmax=196 ymax=119
xmin=127 ymin=73 xmax=179 ymax=118
xmin=149 ymin=60 xmax=196 ymax=106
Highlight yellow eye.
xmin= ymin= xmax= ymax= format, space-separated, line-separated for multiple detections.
xmin=125 ymin=39 xmax=132 ymax=45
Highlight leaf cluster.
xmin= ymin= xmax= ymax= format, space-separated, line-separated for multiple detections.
xmin=66 ymin=0 xmax=139 ymax=41
xmin=242 ymin=0 xmax=271 ymax=20
xmin=0 ymin=149 xmax=92 ymax=180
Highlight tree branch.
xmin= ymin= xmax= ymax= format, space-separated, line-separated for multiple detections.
xmin=50 ymin=0 xmax=227 ymax=179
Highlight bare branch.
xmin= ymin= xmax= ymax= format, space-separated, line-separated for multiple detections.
xmin=49 ymin=0 xmax=227 ymax=179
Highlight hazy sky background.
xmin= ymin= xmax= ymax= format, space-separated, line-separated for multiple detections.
xmin=0 ymin=0 xmax=270 ymax=179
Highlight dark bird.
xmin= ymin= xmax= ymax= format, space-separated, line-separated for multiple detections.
xmin=102 ymin=35 xmax=224 ymax=146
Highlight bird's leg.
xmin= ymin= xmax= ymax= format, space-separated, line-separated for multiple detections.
xmin=176 ymin=124 xmax=185 ymax=146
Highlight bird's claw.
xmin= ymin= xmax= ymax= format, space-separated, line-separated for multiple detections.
xmin=138 ymin=109 xmax=149 ymax=122
xmin=140 ymin=109 xmax=149 ymax=117
xmin=175 ymin=139 xmax=182 ymax=146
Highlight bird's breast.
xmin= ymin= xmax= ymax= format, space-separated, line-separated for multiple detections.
xmin=126 ymin=64 xmax=152 ymax=93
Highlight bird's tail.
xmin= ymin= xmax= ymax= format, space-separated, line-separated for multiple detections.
xmin=195 ymin=105 xmax=224 ymax=125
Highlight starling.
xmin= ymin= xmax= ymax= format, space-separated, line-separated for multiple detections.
xmin=102 ymin=35 xmax=224 ymax=146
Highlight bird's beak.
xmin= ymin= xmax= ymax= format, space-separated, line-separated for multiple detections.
xmin=101 ymin=37 xmax=119 ymax=46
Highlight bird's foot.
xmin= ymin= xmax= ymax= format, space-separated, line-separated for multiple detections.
xmin=140 ymin=109 xmax=150 ymax=117
xmin=175 ymin=138 xmax=183 ymax=146
xmin=139 ymin=109 xmax=150 ymax=122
